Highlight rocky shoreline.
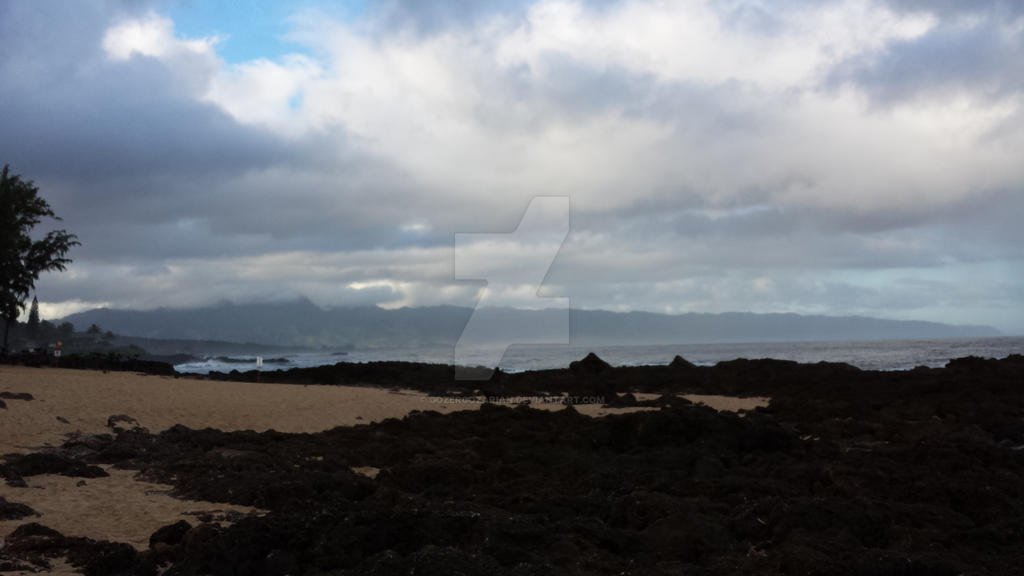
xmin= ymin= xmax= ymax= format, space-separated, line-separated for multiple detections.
xmin=2 ymin=353 xmax=1024 ymax=574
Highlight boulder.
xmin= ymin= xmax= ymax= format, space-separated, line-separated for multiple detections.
xmin=569 ymin=352 xmax=612 ymax=375
xmin=2 ymin=452 xmax=109 ymax=479
xmin=0 ymin=497 xmax=37 ymax=520
xmin=0 ymin=392 xmax=33 ymax=401
xmin=150 ymin=520 xmax=192 ymax=549
xmin=669 ymin=355 xmax=697 ymax=369
xmin=106 ymin=414 xmax=141 ymax=431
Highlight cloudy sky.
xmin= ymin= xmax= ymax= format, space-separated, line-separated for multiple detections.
xmin=2 ymin=0 xmax=1022 ymax=333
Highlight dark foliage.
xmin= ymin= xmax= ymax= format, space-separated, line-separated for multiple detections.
xmin=0 ymin=164 xmax=78 ymax=353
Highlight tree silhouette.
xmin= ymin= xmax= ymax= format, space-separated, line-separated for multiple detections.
xmin=27 ymin=295 xmax=40 ymax=334
xmin=1 ymin=165 xmax=79 ymax=353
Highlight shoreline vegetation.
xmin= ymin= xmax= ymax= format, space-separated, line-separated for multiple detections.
xmin=1 ymin=351 xmax=1023 ymax=574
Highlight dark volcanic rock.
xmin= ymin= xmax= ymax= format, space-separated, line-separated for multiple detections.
xmin=3 ymin=522 xmax=155 ymax=576
xmin=0 ymin=392 xmax=33 ymax=401
xmin=9 ymin=353 xmax=1024 ymax=575
xmin=65 ymin=541 xmax=146 ymax=576
xmin=669 ymin=354 xmax=697 ymax=369
xmin=149 ymin=520 xmax=192 ymax=549
xmin=0 ymin=496 xmax=37 ymax=520
xmin=6 ymin=522 xmax=63 ymax=539
xmin=2 ymin=349 xmax=177 ymax=375
xmin=358 ymin=545 xmax=503 ymax=575
xmin=264 ymin=549 xmax=300 ymax=576
xmin=63 ymin=432 xmax=115 ymax=453
xmin=106 ymin=414 xmax=143 ymax=432
xmin=141 ymin=353 xmax=199 ymax=365
xmin=1 ymin=452 xmax=109 ymax=480
xmin=4 ymin=469 xmax=27 ymax=487
xmin=569 ymin=352 xmax=612 ymax=375
xmin=0 ymin=560 xmax=39 ymax=572
xmin=604 ymin=392 xmax=638 ymax=407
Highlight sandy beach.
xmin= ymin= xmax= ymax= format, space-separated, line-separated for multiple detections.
xmin=1 ymin=365 xmax=455 ymax=573
xmin=0 ymin=364 xmax=767 ymax=574
xmin=1 ymin=356 xmax=1022 ymax=575
xmin=0 ymin=366 xmax=767 ymax=455
xmin=0 ymin=365 xmax=477 ymax=456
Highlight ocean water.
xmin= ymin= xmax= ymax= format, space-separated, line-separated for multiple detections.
xmin=173 ymin=336 xmax=1024 ymax=374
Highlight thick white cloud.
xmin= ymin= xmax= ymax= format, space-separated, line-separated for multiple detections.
xmin=169 ymin=0 xmax=1017 ymax=215
xmin=496 ymin=0 xmax=935 ymax=89
xmin=103 ymin=15 xmax=220 ymax=62
xmin=206 ymin=55 xmax=324 ymax=135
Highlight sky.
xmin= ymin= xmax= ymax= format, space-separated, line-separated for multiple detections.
xmin=1 ymin=0 xmax=1022 ymax=333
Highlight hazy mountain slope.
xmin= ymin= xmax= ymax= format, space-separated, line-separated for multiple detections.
xmin=62 ymin=299 xmax=1000 ymax=349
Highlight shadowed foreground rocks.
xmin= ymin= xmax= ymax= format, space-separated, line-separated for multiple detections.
xmin=0 ymin=497 xmax=37 ymax=521
xmin=1 ymin=354 xmax=1024 ymax=574
xmin=1 ymin=350 xmax=176 ymax=375
xmin=1 ymin=522 xmax=154 ymax=576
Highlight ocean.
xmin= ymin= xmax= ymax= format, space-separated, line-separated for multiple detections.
xmin=173 ymin=336 xmax=1024 ymax=374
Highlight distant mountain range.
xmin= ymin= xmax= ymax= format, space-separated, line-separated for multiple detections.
xmin=60 ymin=299 xmax=1001 ymax=350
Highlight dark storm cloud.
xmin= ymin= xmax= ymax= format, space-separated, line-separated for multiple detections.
xmin=0 ymin=4 xmax=289 ymax=236
xmin=0 ymin=65 xmax=291 ymax=183
xmin=0 ymin=2 xmax=441 ymax=262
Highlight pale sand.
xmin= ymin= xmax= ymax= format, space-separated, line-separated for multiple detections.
xmin=0 ymin=466 xmax=259 ymax=549
xmin=0 ymin=365 xmax=469 ymax=571
xmin=0 ymin=365 xmax=477 ymax=456
xmin=0 ymin=365 xmax=767 ymax=573
xmin=0 ymin=366 xmax=767 ymax=455
xmin=633 ymin=392 xmax=771 ymax=413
